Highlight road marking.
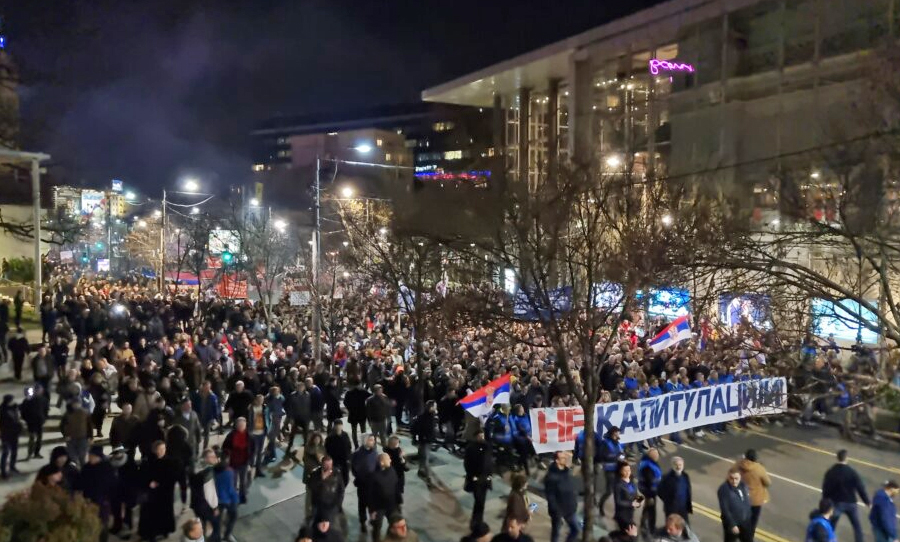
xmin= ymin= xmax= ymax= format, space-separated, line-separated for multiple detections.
xmin=664 ymin=439 xmax=900 ymax=519
xmin=693 ymin=502 xmax=795 ymax=542
xmin=741 ymin=427 xmax=900 ymax=476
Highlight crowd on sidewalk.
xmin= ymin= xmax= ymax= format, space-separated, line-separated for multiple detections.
xmin=0 ymin=266 xmax=896 ymax=542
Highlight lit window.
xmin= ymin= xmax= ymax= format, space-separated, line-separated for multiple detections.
xmin=487 ymin=147 xmax=495 ymax=157
xmin=385 ymin=153 xmax=392 ymax=162
xmin=432 ymin=122 xmax=455 ymax=132
xmin=252 ymin=164 xmax=265 ymax=172
xmin=277 ymin=137 xmax=287 ymax=145
xmin=327 ymin=132 xmax=338 ymax=136
xmin=444 ymin=150 xmax=462 ymax=160
xmin=376 ymin=139 xmax=383 ymax=147
xmin=277 ymin=149 xmax=291 ymax=158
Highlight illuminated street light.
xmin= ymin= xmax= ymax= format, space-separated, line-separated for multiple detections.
xmin=125 ymin=191 xmax=137 ymax=201
xmin=354 ymin=144 xmax=372 ymax=154
xmin=191 ymin=207 xmax=200 ymax=215
xmin=274 ymin=219 xmax=288 ymax=232
xmin=661 ymin=213 xmax=674 ymax=227
xmin=343 ymin=271 xmax=350 ymax=278
xmin=379 ymin=227 xmax=388 ymax=235
xmin=137 ymin=220 xmax=147 ymax=228
xmin=183 ymin=178 xmax=200 ymax=192
xmin=340 ymin=186 xmax=355 ymax=199
xmin=342 ymin=241 xmax=349 ymax=247
xmin=153 ymin=209 xmax=162 ymax=218
xmin=606 ymin=155 xmax=622 ymax=168
xmin=810 ymin=171 xmax=820 ymax=179
xmin=249 ymin=198 xmax=260 ymax=207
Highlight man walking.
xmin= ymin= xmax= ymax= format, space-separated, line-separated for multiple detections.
xmin=822 ymin=449 xmax=869 ymax=542
xmin=0 ymin=394 xmax=22 ymax=478
xmin=174 ymin=398 xmax=203 ymax=459
xmin=351 ymin=434 xmax=379 ymax=534
xmin=545 ymin=450 xmax=580 ymax=542
xmin=639 ymin=448 xmax=664 ymax=536
xmin=20 ymin=385 xmax=49 ymax=460
xmin=368 ymin=452 xmax=400 ymax=541
xmin=60 ymin=401 xmax=93 ymax=468
xmin=598 ymin=426 xmax=625 ymax=517
xmin=658 ymin=457 xmax=693 ymax=523
xmin=222 ymin=417 xmax=253 ymax=504
xmin=192 ymin=380 xmax=220 ymax=451
xmin=325 ymin=420 xmax=352 ymax=486
xmin=344 ymin=383 xmax=370 ymax=449
xmin=732 ymin=449 xmax=770 ymax=539
xmin=366 ymin=385 xmax=392 ymax=447
xmin=870 ymin=480 xmax=898 ymax=542
xmin=411 ymin=400 xmax=437 ymax=486
xmin=717 ymin=469 xmax=752 ymax=542
xmin=464 ymin=428 xmax=494 ymax=530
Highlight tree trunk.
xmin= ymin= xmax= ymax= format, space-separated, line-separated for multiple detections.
xmin=581 ymin=402 xmax=596 ymax=542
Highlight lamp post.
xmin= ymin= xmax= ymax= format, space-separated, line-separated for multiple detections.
xmin=0 ymin=148 xmax=51 ymax=309
xmin=311 ymin=145 xmax=412 ymax=368
xmin=159 ymin=178 xmax=208 ymax=291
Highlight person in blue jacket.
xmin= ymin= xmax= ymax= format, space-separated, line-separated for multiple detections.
xmin=638 ymin=448 xmax=663 ymax=535
xmin=598 ymin=426 xmax=625 ymax=517
xmin=807 ymin=498 xmax=837 ymax=542
xmin=486 ymin=405 xmax=514 ymax=468
xmin=870 ymin=480 xmax=899 ymax=542
xmin=214 ymin=453 xmax=241 ymax=542
xmin=510 ymin=404 xmax=533 ymax=475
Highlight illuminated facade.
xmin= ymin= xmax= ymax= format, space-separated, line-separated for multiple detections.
xmin=423 ymin=0 xmax=897 ymax=220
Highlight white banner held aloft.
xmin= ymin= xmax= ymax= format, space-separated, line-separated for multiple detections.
xmin=529 ymin=377 xmax=787 ymax=454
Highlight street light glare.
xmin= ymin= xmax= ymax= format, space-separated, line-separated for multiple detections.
xmin=340 ymin=186 xmax=355 ymax=198
xmin=249 ymin=198 xmax=260 ymax=207
xmin=354 ymin=144 xmax=373 ymax=154
xmin=137 ymin=220 xmax=147 ymax=228
xmin=125 ymin=191 xmax=137 ymax=201
xmin=183 ymin=179 xmax=200 ymax=192
xmin=661 ymin=213 xmax=674 ymax=226
xmin=191 ymin=207 xmax=200 ymax=215
xmin=274 ymin=219 xmax=288 ymax=231
xmin=606 ymin=155 xmax=622 ymax=168
xmin=153 ymin=209 xmax=162 ymax=218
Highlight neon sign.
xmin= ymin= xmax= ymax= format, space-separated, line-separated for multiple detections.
xmin=648 ymin=59 xmax=695 ymax=75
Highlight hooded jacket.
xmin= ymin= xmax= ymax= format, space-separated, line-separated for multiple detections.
xmin=733 ymin=458 xmax=771 ymax=506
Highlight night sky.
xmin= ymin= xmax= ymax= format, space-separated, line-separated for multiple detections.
xmin=4 ymin=0 xmax=663 ymax=193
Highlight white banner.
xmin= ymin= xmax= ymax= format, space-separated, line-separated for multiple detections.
xmin=529 ymin=377 xmax=787 ymax=454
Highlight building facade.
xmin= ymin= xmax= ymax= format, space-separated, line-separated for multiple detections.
xmin=423 ymin=0 xmax=897 ymax=221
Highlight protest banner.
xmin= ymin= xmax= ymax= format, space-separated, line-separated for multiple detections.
xmin=529 ymin=377 xmax=787 ymax=454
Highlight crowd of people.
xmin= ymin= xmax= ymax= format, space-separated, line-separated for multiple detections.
xmin=0 ymin=266 xmax=896 ymax=542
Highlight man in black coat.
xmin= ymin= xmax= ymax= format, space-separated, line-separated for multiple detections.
xmin=286 ymin=382 xmax=312 ymax=453
xmin=7 ymin=328 xmax=29 ymax=381
xmin=717 ymin=470 xmax=752 ymax=542
xmin=0 ymin=394 xmax=22 ymax=478
xmin=821 ymin=449 xmax=869 ymax=542
xmin=545 ymin=450 xmax=580 ymax=542
xmin=20 ymin=385 xmax=49 ymax=460
xmin=343 ymin=383 xmax=370 ymax=449
xmin=325 ymin=420 xmax=352 ymax=487
xmin=464 ymin=428 xmax=494 ymax=530
xmin=367 ymin=452 xmax=399 ymax=541
xmin=411 ymin=400 xmax=437 ymax=484
xmin=658 ymin=456 xmax=693 ymax=522
xmin=76 ymin=446 xmax=117 ymax=534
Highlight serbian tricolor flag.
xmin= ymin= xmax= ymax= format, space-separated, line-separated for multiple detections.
xmin=648 ymin=314 xmax=693 ymax=353
xmin=458 ymin=374 xmax=512 ymax=418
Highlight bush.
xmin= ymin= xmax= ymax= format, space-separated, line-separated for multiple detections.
xmin=0 ymin=483 xmax=101 ymax=542
xmin=3 ymin=257 xmax=35 ymax=283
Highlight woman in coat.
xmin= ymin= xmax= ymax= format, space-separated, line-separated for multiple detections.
xmin=504 ymin=472 xmax=531 ymax=530
xmin=139 ymin=440 xmax=178 ymax=541
xmin=613 ymin=461 xmax=643 ymax=531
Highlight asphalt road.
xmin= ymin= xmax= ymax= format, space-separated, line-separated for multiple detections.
xmin=656 ymin=422 xmax=900 ymax=542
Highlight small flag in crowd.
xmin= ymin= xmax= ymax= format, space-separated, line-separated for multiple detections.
xmin=648 ymin=314 xmax=692 ymax=353
xmin=458 ymin=373 xmax=511 ymax=418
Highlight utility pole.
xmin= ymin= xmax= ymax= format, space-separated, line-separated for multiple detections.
xmin=312 ymin=156 xmax=322 ymax=367
xmin=159 ymin=189 xmax=166 ymax=292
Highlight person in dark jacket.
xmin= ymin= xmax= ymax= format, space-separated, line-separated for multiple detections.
xmin=384 ymin=436 xmax=409 ymax=505
xmin=717 ymin=469 xmax=752 ymax=542
xmin=614 ymin=462 xmax=643 ymax=531
xmin=224 ymin=380 xmax=254 ymax=423
xmin=366 ymin=385 xmax=392 ymax=447
xmin=544 ymin=450 xmax=580 ymax=542
xmin=807 ymin=499 xmax=837 ymax=542
xmin=325 ymin=420 xmax=352 ymax=487
xmin=410 ymin=400 xmax=436 ymax=484
xmin=48 ymin=445 xmax=79 ymax=492
xmin=139 ymin=440 xmax=178 ymax=541
xmin=189 ymin=449 xmax=221 ymax=542
xmin=110 ymin=446 xmax=140 ymax=537
xmin=351 ymin=434 xmax=379 ymax=534
xmin=869 ymin=480 xmax=898 ymax=542
xmin=309 ymin=455 xmax=347 ymax=534
xmin=0 ymin=394 xmax=22 ymax=478
xmin=638 ymin=448 xmax=664 ymax=535
xmin=287 ymin=382 xmax=312 ymax=453
xmin=343 ymin=384 xmax=370 ymax=449
xmin=7 ymin=328 xmax=29 ymax=381
xmin=822 ymin=449 xmax=869 ymax=542
xmin=20 ymin=385 xmax=49 ymax=460
xmin=110 ymin=403 xmax=140 ymax=453
xmin=658 ymin=457 xmax=693 ymax=522
xmin=368 ymin=452 xmax=400 ymax=541
xmin=464 ymin=429 xmax=494 ymax=530
xmin=76 ymin=446 xmax=117 ymax=534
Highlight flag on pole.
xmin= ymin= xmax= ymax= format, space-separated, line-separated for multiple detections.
xmin=458 ymin=374 xmax=511 ymax=418
xmin=648 ymin=314 xmax=693 ymax=352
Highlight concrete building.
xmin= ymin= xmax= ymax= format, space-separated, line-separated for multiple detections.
xmin=250 ymin=103 xmax=494 ymax=208
xmin=423 ymin=0 xmax=896 ymax=221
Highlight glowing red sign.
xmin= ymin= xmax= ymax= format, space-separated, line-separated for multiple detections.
xmin=648 ymin=59 xmax=695 ymax=75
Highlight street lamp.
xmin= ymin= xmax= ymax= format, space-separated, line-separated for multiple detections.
xmin=125 ymin=191 xmax=137 ymax=201
xmin=340 ymin=186 xmax=355 ymax=199
xmin=661 ymin=213 xmax=674 ymax=227
xmin=354 ymin=144 xmax=372 ymax=154
xmin=191 ymin=207 xmax=200 ymax=215
xmin=249 ymin=198 xmax=260 ymax=207
xmin=274 ymin=219 xmax=288 ymax=232
xmin=183 ymin=178 xmax=200 ymax=192
xmin=606 ymin=155 xmax=622 ymax=168
xmin=153 ymin=209 xmax=162 ymax=218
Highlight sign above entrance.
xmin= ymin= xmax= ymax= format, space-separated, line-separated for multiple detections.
xmin=648 ymin=58 xmax=695 ymax=76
